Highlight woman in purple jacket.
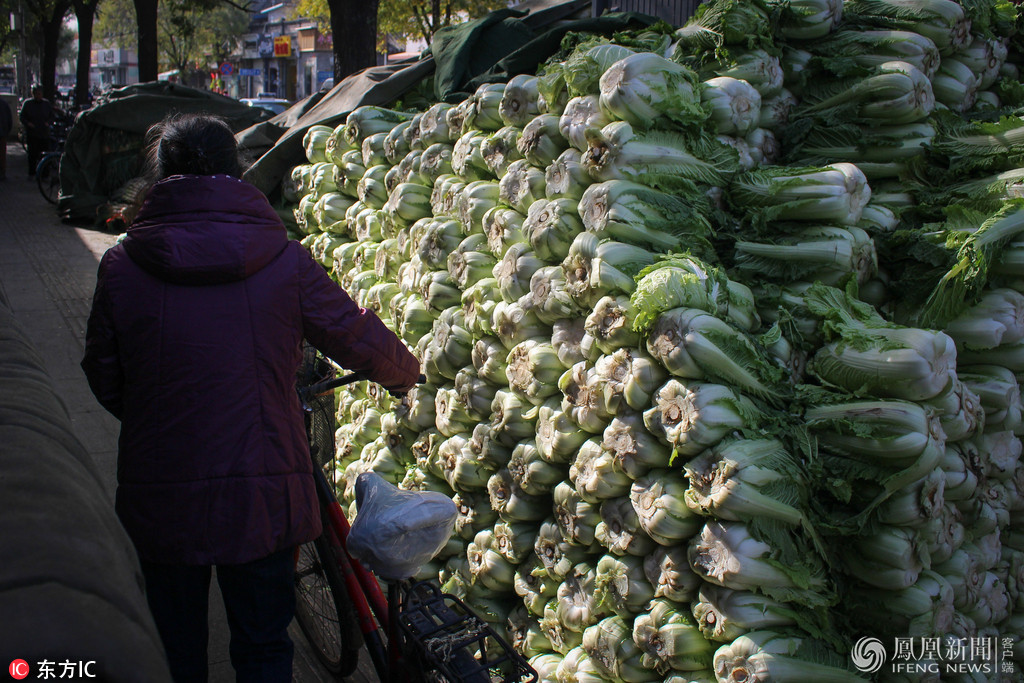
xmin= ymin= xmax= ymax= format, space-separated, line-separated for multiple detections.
xmin=81 ymin=113 xmax=420 ymax=682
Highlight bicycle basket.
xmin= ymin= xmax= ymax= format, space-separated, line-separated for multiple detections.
xmin=297 ymin=344 xmax=337 ymax=468
xmin=399 ymin=582 xmax=537 ymax=683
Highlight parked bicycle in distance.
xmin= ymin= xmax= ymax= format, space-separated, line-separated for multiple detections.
xmin=294 ymin=346 xmax=537 ymax=683
xmin=36 ymin=106 xmax=77 ymax=205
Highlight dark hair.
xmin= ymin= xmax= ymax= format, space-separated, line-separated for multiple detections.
xmin=142 ymin=113 xmax=244 ymax=180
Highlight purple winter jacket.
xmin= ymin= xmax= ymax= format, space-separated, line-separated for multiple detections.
xmin=81 ymin=174 xmax=420 ymax=566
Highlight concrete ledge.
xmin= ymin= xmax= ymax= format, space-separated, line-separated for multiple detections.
xmin=0 ymin=284 xmax=171 ymax=681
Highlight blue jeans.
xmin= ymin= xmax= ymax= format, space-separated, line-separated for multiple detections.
xmin=140 ymin=548 xmax=295 ymax=683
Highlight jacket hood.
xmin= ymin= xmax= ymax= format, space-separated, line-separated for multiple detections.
xmin=123 ymin=175 xmax=289 ymax=285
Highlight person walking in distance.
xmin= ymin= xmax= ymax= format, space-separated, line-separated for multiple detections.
xmin=19 ymin=86 xmax=54 ymax=176
xmin=0 ymin=97 xmax=11 ymax=180
xmin=81 ymin=113 xmax=420 ymax=682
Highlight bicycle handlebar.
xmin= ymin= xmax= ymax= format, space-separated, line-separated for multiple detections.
xmin=298 ymin=372 xmax=427 ymax=403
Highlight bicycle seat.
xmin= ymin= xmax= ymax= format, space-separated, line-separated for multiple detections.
xmin=347 ymin=472 xmax=458 ymax=581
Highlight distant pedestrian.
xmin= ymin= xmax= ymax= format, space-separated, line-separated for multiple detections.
xmin=19 ymin=86 xmax=54 ymax=176
xmin=0 ymin=97 xmax=11 ymax=180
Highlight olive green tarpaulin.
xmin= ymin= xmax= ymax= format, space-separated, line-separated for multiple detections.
xmin=231 ymin=89 xmax=331 ymax=167
xmin=239 ymin=58 xmax=437 ymax=202
xmin=432 ymin=7 xmax=660 ymax=102
xmin=57 ymin=81 xmax=274 ymax=224
xmin=239 ymin=0 xmax=660 ymax=202
xmin=429 ymin=8 xmax=536 ymax=102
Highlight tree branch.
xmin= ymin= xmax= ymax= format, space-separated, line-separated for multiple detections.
xmin=216 ymin=0 xmax=255 ymax=13
xmin=410 ymin=2 xmax=431 ymax=44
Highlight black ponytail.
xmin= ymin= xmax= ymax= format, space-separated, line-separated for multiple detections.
xmin=143 ymin=113 xmax=244 ymax=180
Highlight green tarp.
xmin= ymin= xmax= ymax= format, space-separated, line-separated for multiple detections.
xmin=429 ymin=8 xmax=538 ymax=102
xmin=432 ymin=7 xmax=659 ymax=101
xmin=58 ymin=82 xmax=274 ymax=224
xmin=239 ymin=58 xmax=437 ymax=202
xmin=239 ymin=0 xmax=659 ymax=202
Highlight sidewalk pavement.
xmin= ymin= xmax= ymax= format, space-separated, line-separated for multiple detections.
xmin=0 ymin=142 xmax=376 ymax=682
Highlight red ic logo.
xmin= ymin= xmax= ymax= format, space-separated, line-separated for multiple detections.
xmin=9 ymin=660 xmax=30 ymax=680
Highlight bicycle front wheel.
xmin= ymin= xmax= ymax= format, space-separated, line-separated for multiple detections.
xmin=294 ymin=531 xmax=361 ymax=677
xmin=37 ymin=154 xmax=60 ymax=204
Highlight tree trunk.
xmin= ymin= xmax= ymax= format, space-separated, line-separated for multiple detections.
xmin=327 ymin=0 xmax=380 ymax=82
xmin=38 ymin=2 xmax=70 ymax=101
xmin=133 ymin=0 xmax=159 ymax=82
xmin=73 ymin=0 xmax=97 ymax=107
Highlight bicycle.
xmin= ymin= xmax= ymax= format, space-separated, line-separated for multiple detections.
xmin=293 ymin=349 xmax=363 ymax=677
xmin=294 ymin=347 xmax=537 ymax=683
xmin=36 ymin=107 xmax=75 ymax=204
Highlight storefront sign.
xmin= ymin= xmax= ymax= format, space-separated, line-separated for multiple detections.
xmin=274 ymin=36 xmax=292 ymax=58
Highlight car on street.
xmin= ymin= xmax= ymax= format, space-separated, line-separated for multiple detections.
xmin=239 ymin=97 xmax=291 ymax=115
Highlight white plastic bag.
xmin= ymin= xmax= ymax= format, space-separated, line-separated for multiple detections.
xmin=347 ymin=472 xmax=458 ymax=580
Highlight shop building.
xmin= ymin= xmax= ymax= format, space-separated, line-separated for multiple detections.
xmin=235 ymin=0 xmax=332 ymax=102
xmin=90 ymin=47 xmax=139 ymax=92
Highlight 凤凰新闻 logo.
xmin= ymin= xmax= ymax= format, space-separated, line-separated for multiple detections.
xmin=851 ymin=637 xmax=887 ymax=674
